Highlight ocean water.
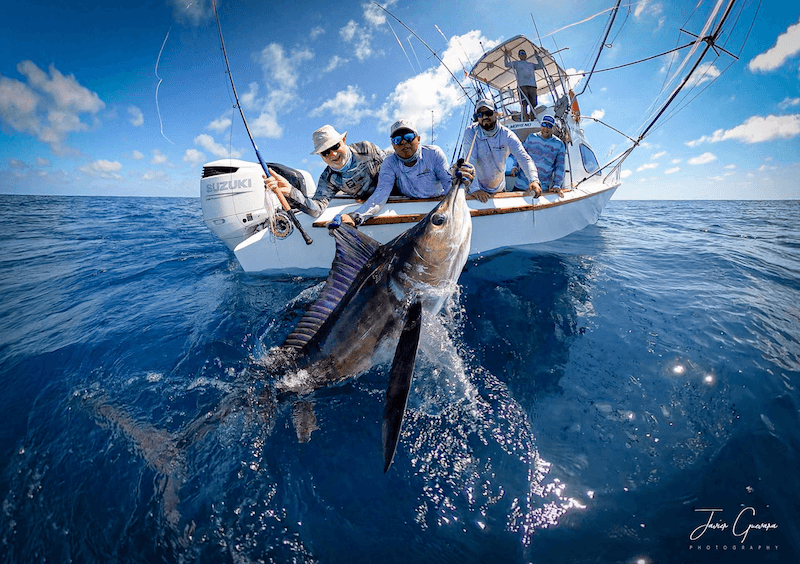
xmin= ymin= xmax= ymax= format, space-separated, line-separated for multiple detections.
xmin=0 ymin=195 xmax=798 ymax=563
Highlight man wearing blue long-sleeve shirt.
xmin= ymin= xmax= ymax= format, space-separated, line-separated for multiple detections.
xmin=522 ymin=114 xmax=565 ymax=196
xmin=461 ymin=98 xmax=541 ymax=203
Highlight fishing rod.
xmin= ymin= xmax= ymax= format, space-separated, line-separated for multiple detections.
xmin=575 ymin=0 xmax=745 ymax=187
xmin=211 ymin=0 xmax=312 ymax=245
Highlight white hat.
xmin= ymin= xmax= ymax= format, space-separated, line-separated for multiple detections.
xmin=310 ymin=125 xmax=346 ymax=155
xmin=390 ymin=119 xmax=417 ymax=137
xmin=475 ymin=98 xmax=495 ymax=111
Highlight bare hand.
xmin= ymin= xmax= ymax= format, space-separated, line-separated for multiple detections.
xmin=263 ymin=168 xmax=292 ymax=197
xmin=472 ymin=190 xmax=491 ymax=203
xmin=528 ymin=181 xmax=542 ymax=198
xmin=550 ymin=187 xmax=565 ymax=197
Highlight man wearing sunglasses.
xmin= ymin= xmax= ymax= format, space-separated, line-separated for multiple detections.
xmin=505 ymin=48 xmax=543 ymax=122
xmin=264 ymin=124 xmax=385 ymax=219
xmin=333 ymin=119 xmax=474 ymax=227
xmin=461 ymin=99 xmax=541 ymax=203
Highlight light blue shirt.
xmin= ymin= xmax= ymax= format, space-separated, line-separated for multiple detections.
xmin=461 ymin=124 xmax=538 ymax=193
xmin=352 ymin=145 xmax=453 ymax=221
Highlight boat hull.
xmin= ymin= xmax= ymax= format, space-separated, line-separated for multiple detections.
xmin=233 ymin=180 xmax=617 ymax=273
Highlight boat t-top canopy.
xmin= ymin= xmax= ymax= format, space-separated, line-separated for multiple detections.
xmin=468 ymin=35 xmax=569 ymax=100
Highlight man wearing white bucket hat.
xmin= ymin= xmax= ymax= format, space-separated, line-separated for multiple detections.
xmin=264 ymin=124 xmax=385 ymax=218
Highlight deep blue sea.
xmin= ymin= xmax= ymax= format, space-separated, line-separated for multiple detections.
xmin=0 ymin=195 xmax=798 ymax=563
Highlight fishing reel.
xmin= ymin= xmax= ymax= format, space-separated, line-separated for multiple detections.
xmin=270 ymin=210 xmax=294 ymax=238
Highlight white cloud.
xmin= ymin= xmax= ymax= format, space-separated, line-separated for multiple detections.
xmin=748 ymin=17 xmax=800 ymax=72
xmin=128 ymin=106 xmax=143 ymax=127
xmin=8 ymin=158 xmax=27 ymax=169
xmin=340 ymin=20 xmax=375 ymax=62
xmin=245 ymin=44 xmax=315 ymax=138
xmin=36 ymin=157 xmax=51 ymax=167
xmin=688 ymin=152 xmax=717 ymax=165
xmin=142 ymin=170 xmax=168 ymax=182
xmin=131 ymin=150 xmax=144 ymax=160
xmin=207 ymin=114 xmax=232 ymax=133
xmin=684 ymin=62 xmax=721 ymax=87
xmin=151 ymin=149 xmax=168 ymax=165
xmin=310 ymin=85 xmax=379 ymax=125
xmin=323 ymin=55 xmax=349 ymax=73
xmin=686 ymin=114 xmax=800 ymax=146
xmin=0 ymin=61 xmax=105 ymax=155
xmin=338 ymin=0 xmax=398 ymax=63
xmin=621 ymin=169 xmax=633 ymax=179
xmin=724 ymin=164 xmax=736 ymax=170
xmin=590 ymin=109 xmax=605 ymax=121
xmin=80 ymin=159 xmax=122 ymax=178
xmin=310 ymin=26 xmax=325 ymax=40
xmin=195 ymin=133 xmax=242 ymax=159
xmin=664 ymin=167 xmax=680 ymax=174
xmin=652 ymin=151 xmax=667 ymax=160
xmin=637 ymin=163 xmax=659 ymax=172
xmin=778 ymin=97 xmax=800 ymax=110
xmin=183 ymin=149 xmax=205 ymax=165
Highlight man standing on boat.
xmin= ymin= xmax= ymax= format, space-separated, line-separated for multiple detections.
xmin=461 ymin=98 xmax=541 ymax=203
xmin=332 ymin=119 xmax=474 ymax=227
xmin=505 ymin=49 xmax=542 ymax=122
xmin=264 ymin=125 xmax=385 ymax=218
xmin=522 ymin=114 xmax=565 ymax=197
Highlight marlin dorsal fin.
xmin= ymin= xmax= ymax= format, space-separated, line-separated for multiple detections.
xmin=284 ymin=225 xmax=381 ymax=349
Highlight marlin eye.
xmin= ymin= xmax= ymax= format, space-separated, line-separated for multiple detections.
xmin=431 ymin=213 xmax=446 ymax=226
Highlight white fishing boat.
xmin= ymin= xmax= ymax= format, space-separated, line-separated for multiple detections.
xmin=201 ymin=34 xmax=617 ymax=273
xmin=202 ymin=0 xmax=744 ymax=273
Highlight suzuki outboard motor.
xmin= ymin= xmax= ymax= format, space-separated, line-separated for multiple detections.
xmin=200 ymin=159 xmax=315 ymax=250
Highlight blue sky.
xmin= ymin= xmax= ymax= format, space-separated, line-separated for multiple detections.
xmin=1 ymin=0 xmax=798 ymax=199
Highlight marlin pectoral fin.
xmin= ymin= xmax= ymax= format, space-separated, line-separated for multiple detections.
xmin=382 ymin=299 xmax=422 ymax=473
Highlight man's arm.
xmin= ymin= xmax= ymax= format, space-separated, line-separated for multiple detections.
xmin=348 ymin=157 xmax=397 ymax=222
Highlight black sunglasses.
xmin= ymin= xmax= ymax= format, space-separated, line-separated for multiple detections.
xmin=474 ymin=109 xmax=495 ymax=119
xmin=320 ymin=142 xmax=341 ymax=157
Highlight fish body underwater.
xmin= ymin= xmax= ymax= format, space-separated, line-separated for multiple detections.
xmin=278 ymin=178 xmax=473 ymax=470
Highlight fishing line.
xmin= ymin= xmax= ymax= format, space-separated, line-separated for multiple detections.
xmin=155 ymin=28 xmax=175 ymax=145
xmin=386 ymin=19 xmax=417 ymax=73
xmin=406 ymin=36 xmax=423 ymax=71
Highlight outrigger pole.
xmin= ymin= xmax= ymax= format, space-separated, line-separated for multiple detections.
xmin=211 ymin=0 xmax=312 ymax=245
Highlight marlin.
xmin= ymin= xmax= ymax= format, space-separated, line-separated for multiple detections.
xmin=278 ymin=176 xmax=473 ymax=471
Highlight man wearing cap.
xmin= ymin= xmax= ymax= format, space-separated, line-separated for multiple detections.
xmin=505 ymin=48 xmax=543 ymax=122
xmin=264 ymin=125 xmax=385 ymax=218
xmin=461 ymin=98 xmax=541 ymax=203
xmin=333 ymin=119 xmax=474 ymax=227
xmin=522 ymin=114 xmax=566 ymax=196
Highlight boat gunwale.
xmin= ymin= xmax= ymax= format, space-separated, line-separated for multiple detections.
xmin=312 ymin=183 xmax=618 ymax=228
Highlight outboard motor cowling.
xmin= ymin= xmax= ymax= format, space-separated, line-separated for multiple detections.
xmin=200 ymin=159 xmax=315 ymax=251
